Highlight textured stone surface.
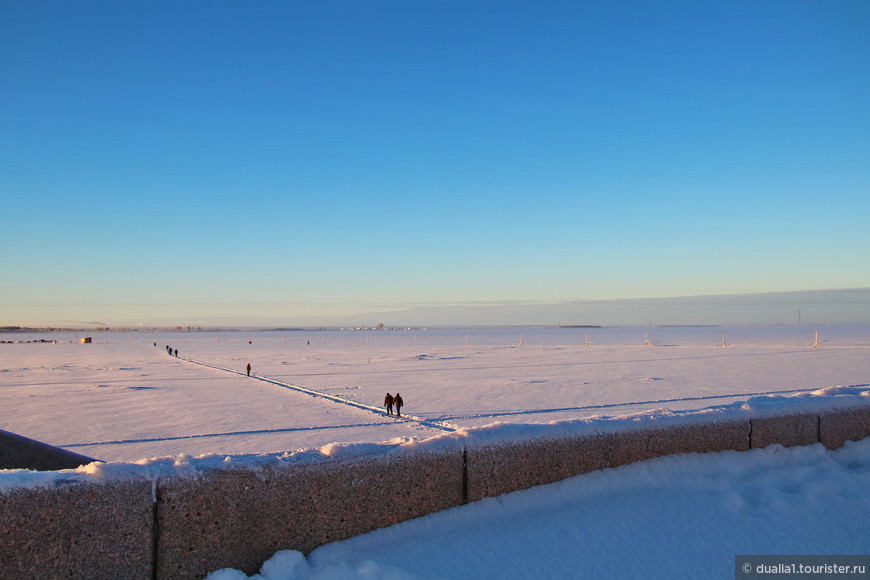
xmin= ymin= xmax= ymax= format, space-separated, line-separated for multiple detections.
xmin=605 ymin=420 xmax=751 ymax=467
xmin=0 ymin=428 xmax=97 ymax=471
xmin=0 ymin=480 xmax=154 ymax=580
xmin=155 ymin=451 xmax=464 ymax=580
xmin=5 ymin=408 xmax=863 ymax=579
xmin=467 ymin=420 xmax=750 ymax=501
xmin=819 ymin=405 xmax=870 ymax=449
xmin=466 ymin=434 xmax=610 ymax=501
xmin=750 ymin=413 xmax=819 ymax=448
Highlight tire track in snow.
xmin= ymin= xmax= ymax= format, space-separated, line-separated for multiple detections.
xmin=177 ymin=355 xmax=460 ymax=433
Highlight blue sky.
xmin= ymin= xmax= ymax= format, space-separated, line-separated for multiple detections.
xmin=2 ymin=1 xmax=868 ymax=327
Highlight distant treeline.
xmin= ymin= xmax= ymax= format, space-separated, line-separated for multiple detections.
xmin=0 ymin=326 xmax=114 ymax=332
xmin=0 ymin=326 xmax=201 ymax=333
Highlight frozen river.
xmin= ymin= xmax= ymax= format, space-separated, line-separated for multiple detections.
xmin=2 ymin=325 xmax=868 ymax=462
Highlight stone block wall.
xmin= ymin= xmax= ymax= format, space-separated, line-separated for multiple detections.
xmin=2 ymin=402 xmax=870 ymax=580
xmin=466 ymin=419 xmax=751 ymax=501
xmin=819 ymin=405 xmax=870 ymax=449
xmin=0 ymin=428 xmax=96 ymax=471
xmin=750 ymin=412 xmax=820 ymax=449
xmin=0 ymin=480 xmax=154 ymax=580
xmin=156 ymin=451 xmax=464 ymax=579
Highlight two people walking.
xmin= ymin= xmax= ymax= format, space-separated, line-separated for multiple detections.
xmin=384 ymin=392 xmax=403 ymax=418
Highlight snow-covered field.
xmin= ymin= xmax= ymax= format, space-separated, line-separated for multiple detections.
xmin=1 ymin=325 xmax=868 ymax=463
xmin=2 ymin=324 xmax=870 ymax=579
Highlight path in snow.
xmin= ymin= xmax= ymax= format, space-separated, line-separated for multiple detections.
xmin=175 ymin=352 xmax=461 ymax=433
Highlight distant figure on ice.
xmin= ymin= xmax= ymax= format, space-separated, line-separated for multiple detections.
xmin=246 ymin=363 xmax=251 ymax=376
xmin=384 ymin=393 xmax=394 ymax=415
xmin=174 ymin=349 xmax=178 ymax=357
xmin=394 ymin=393 xmax=403 ymax=418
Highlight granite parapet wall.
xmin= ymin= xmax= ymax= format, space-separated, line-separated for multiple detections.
xmin=0 ymin=479 xmax=154 ymax=580
xmin=466 ymin=419 xmax=751 ymax=501
xmin=819 ymin=405 xmax=870 ymax=449
xmin=1 ymin=402 xmax=870 ymax=580
xmin=0 ymin=428 xmax=96 ymax=471
xmin=156 ymin=450 xmax=464 ymax=579
xmin=750 ymin=412 xmax=820 ymax=449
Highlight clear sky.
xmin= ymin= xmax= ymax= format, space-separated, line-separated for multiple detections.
xmin=2 ymin=1 xmax=868 ymax=327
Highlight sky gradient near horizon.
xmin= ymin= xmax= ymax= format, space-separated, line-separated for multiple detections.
xmin=2 ymin=1 xmax=868 ymax=327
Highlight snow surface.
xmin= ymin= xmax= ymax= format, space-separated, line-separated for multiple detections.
xmin=2 ymin=325 xmax=870 ymax=578
xmin=2 ymin=325 xmax=869 ymax=464
xmin=205 ymin=439 xmax=870 ymax=579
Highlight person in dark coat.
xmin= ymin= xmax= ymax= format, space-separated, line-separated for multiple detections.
xmin=384 ymin=393 xmax=394 ymax=415
xmin=394 ymin=392 xmax=403 ymax=418
xmin=246 ymin=363 xmax=251 ymax=376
